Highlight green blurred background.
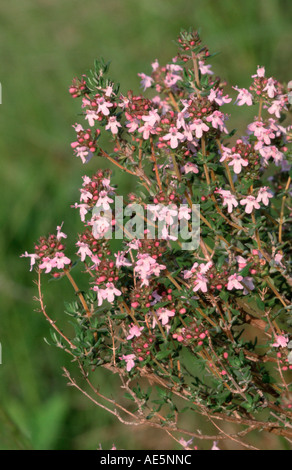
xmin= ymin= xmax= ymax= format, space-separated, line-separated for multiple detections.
xmin=0 ymin=0 xmax=291 ymax=450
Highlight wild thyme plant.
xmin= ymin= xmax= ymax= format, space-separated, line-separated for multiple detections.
xmin=22 ymin=30 xmax=292 ymax=450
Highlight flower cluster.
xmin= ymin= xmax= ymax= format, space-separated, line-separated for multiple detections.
xmin=21 ymin=223 xmax=71 ymax=276
xmin=23 ymin=30 xmax=292 ymax=450
xmin=173 ymin=321 xmax=208 ymax=348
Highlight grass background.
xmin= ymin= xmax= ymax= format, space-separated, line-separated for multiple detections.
xmin=0 ymin=0 xmax=291 ymax=450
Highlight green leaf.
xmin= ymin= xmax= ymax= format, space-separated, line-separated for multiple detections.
xmin=123 ymin=393 xmax=135 ymax=401
xmin=156 ymin=349 xmax=172 ymax=360
xmin=256 ymin=297 xmax=265 ymax=312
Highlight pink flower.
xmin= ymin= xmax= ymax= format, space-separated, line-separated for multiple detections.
xmin=90 ymin=214 xmax=110 ymax=238
xmin=211 ymin=441 xmax=220 ymax=451
xmin=101 ymin=282 xmax=122 ymax=303
xmin=259 ymin=145 xmax=284 ymax=165
xmin=205 ymin=111 xmax=228 ymax=133
xmin=115 ymin=251 xmax=132 ymax=268
xmin=151 ymin=59 xmax=159 ymax=71
xmin=101 ymin=177 xmax=115 ymax=191
xmin=219 ymin=144 xmax=232 ymax=162
xmin=126 ymin=118 xmax=140 ymax=133
xmin=269 ymin=118 xmax=286 ymax=138
xmin=20 ymin=251 xmax=39 ymax=271
xmin=208 ymin=88 xmax=232 ymax=106
xmin=90 ymin=255 xmax=102 ymax=268
xmin=141 ymin=109 xmax=160 ymax=127
xmin=161 ymin=224 xmax=178 ymax=241
xmin=82 ymin=175 xmax=92 ymax=186
xmin=80 ymin=189 xmax=93 ymax=203
xmin=217 ymin=189 xmax=238 ymax=213
xmin=56 ymin=222 xmax=67 ymax=240
xmin=173 ymin=332 xmax=184 ymax=343
xmin=105 ymin=116 xmax=122 ymax=135
xmin=71 ymin=202 xmax=89 ymax=222
xmin=190 ymin=119 xmax=209 ymax=139
xmin=39 ymin=257 xmax=54 ymax=273
xmin=193 ymin=273 xmax=208 ymax=293
xmin=199 ymin=60 xmax=213 ymax=75
xmin=183 ymin=261 xmax=198 ymax=275
xmin=164 ymin=69 xmax=182 ymax=88
xmin=148 ymin=204 xmax=177 ymax=225
xmin=138 ymin=73 xmax=154 ymax=90
xmin=157 ymin=308 xmax=175 ymax=326
xmin=236 ymin=255 xmax=247 ymax=270
xmin=179 ymin=437 xmax=194 ymax=449
xmin=96 ymin=97 xmax=113 ymax=116
xmin=51 ymin=252 xmax=71 ymax=269
xmin=81 ymin=97 xmax=91 ymax=107
xmin=234 ymin=87 xmax=253 ymax=106
xmin=247 ymin=121 xmax=275 ymax=145
xmin=228 ymin=153 xmax=248 ymax=174
xmin=240 ymin=196 xmax=260 ymax=214
xmin=103 ymin=85 xmax=114 ymax=97
xmin=127 ymin=239 xmax=141 ymax=251
xmin=135 ymin=254 xmax=166 ymax=286
xmin=151 ymin=258 xmax=168 ymax=276
xmin=182 ymin=123 xmax=196 ymax=142
xmin=152 ymin=95 xmax=171 ymax=114
xmin=157 ymin=205 xmax=178 ymax=225
xmin=92 ymin=285 xmax=104 ymax=306
xmin=75 ymin=146 xmax=92 ymax=164
xmin=76 ymin=241 xmax=92 ymax=262
xmin=183 ymin=162 xmax=199 ymax=174
xmin=85 ymin=109 xmax=99 ymax=126
xmin=127 ymin=324 xmax=144 ymax=340
xmin=184 ymin=261 xmax=212 ymax=281
xmin=256 ymin=187 xmax=273 ymax=206
xmin=274 ymin=253 xmax=284 ymax=267
xmin=120 ymin=354 xmax=136 ymax=372
xmin=138 ymin=123 xmax=157 ymax=140
xmin=272 ymin=335 xmax=289 ymax=348
xmin=162 ymin=126 xmax=184 ymax=149
xmin=95 ymin=191 xmax=114 ymax=210
xmin=252 ymin=66 xmax=265 ymax=78
xmin=263 ymin=77 xmax=277 ymax=98
xmin=167 ymin=63 xmax=183 ymax=73
xmin=227 ymin=274 xmax=244 ymax=291
xmin=176 ymin=107 xmax=190 ymax=129
xmin=268 ymin=97 xmax=287 ymax=119
xmin=199 ymin=261 xmax=213 ymax=274
xmin=178 ymin=206 xmax=191 ymax=221
xmin=73 ymin=123 xmax=84 ymax=133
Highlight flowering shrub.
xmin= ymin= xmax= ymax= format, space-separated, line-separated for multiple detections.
xmin=22 ymin=29 xmax=292 ymax=450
